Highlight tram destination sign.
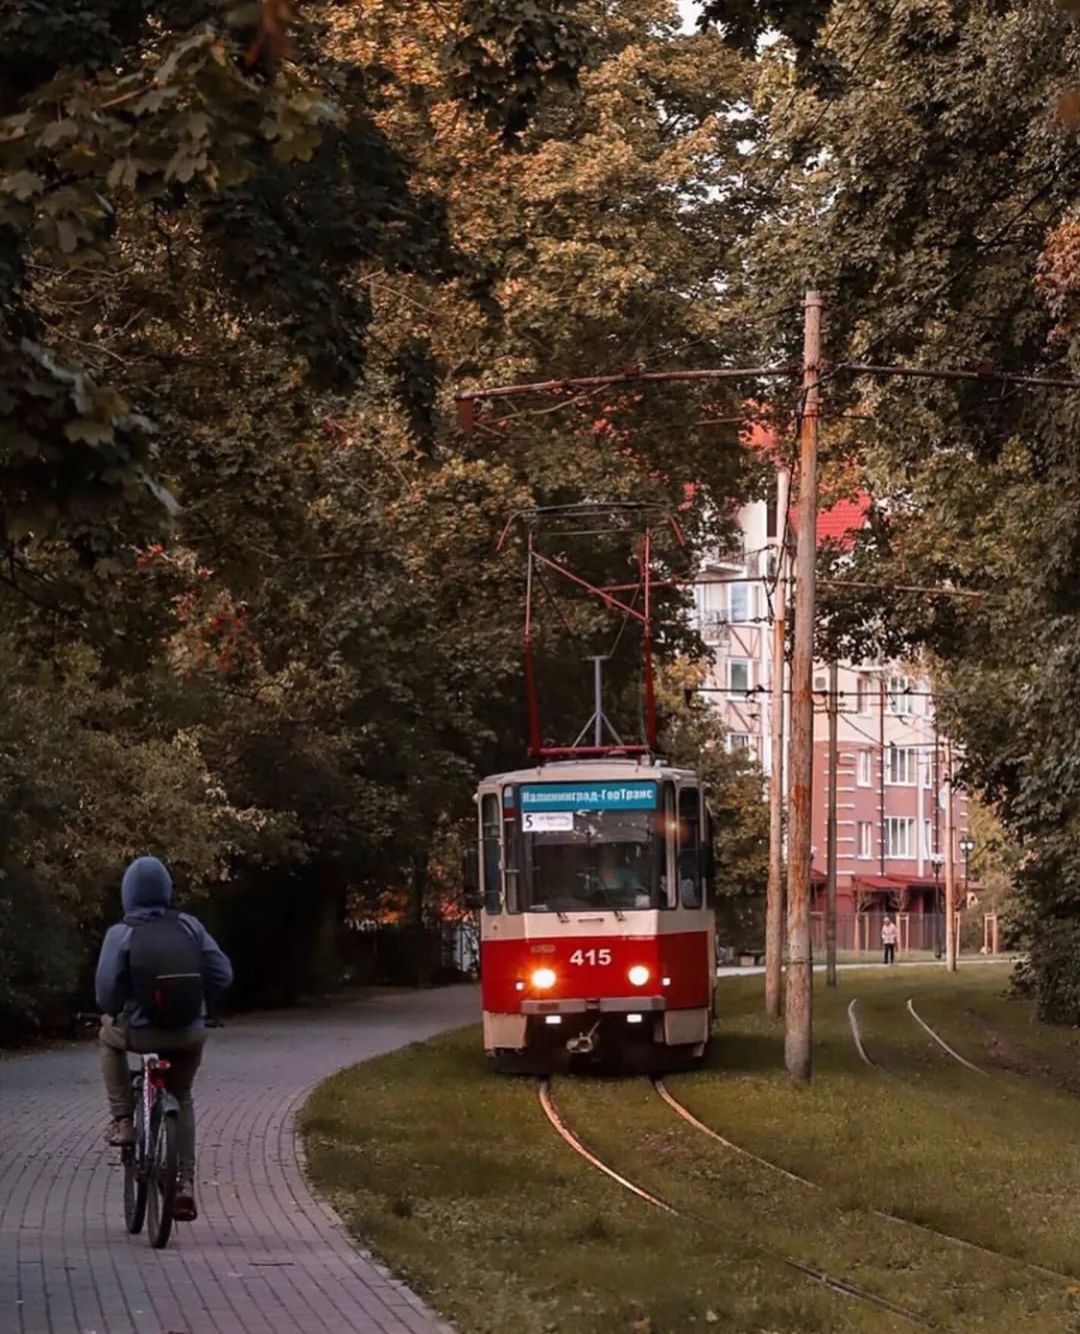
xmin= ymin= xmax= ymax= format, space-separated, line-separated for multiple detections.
xmin=519 ymin=781 xmax=658 ymax=812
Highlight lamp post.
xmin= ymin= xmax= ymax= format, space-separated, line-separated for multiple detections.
xmin=929 ymin=852 xmax=945 ymax=958
xmin=959 ymin=837 xmax=975 ymax=900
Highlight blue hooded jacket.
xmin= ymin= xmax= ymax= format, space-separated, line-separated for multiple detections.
xmin=95 ymin=857 xmax=234 ymax=1029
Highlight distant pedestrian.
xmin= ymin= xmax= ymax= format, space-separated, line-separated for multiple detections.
xmin=881 ymin=915 xmax=898 ymax=965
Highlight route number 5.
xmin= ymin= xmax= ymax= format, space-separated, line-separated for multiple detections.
xmin=569 ymin=948 xmax=611 ymax=966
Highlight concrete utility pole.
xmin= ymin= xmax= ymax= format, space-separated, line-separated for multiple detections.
xmin=944 ymin=737 xmax=957 ymax=972
xmin=785 ymin=289 xmax=822 ymax=1082
xmin=825 ymin=659 xmax=839 ymax=988
xmin=765 ymin=464 xmax=790 ymax=1020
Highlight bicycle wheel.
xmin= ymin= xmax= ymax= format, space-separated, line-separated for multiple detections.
xmin=124 ymin=1080 xmax=147 ymax=1235
xmin=146 ymin=1108 xmax=179 ymax=1250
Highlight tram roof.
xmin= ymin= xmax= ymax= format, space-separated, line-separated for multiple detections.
xmin=479 ymin=757 xmax=699 ymax=787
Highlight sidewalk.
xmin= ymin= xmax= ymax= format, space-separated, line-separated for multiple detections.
xmin=1 ymin=987 xmax=478 ymax=1334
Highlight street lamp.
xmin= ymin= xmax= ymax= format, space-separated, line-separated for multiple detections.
xmin=959 ymin=837 xmax=975 ymax=901
xmin=929 ymin=852 xmax=945 ymax=958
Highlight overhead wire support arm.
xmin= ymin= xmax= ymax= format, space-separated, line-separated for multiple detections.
xmin=836 ymin=362 xmax=1080 ymax=391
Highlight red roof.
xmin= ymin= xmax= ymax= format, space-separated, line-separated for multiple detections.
xmin=790 ymin=492 xmax=870 ymax=551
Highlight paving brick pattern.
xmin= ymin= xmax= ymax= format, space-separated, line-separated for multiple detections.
xmin=1 ymin=988 xmax=479 ymax=1334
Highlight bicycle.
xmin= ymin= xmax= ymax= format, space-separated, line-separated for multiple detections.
xmin=123 ymin=1052 xmax=180 ymax=1249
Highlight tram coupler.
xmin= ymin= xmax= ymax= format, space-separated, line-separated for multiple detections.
xmin=566 ymin=1020 xmax=601 ymax=1055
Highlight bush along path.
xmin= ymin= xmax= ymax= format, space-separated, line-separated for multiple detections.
xmin=1 ymin=986 xmax=477 ymax=1334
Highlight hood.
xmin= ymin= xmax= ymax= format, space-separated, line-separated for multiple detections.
xmin=121 ymin=857 xmax=173 ymax=915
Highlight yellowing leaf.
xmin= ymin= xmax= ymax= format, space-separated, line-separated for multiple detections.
xmin=64 ymin=418 xmax=115 ymax=446
xmin=1 ymin=170 xmax=45 ymax=201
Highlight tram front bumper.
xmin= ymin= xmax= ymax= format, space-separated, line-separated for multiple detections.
xmin=521 ymin=996 xmax=666 ymax=1015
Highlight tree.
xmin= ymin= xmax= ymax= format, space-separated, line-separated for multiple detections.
xmin=738 ymin=0 xmax=1080 ymax=1019
xmin=0 ymin=0 xmax=766 ymax=1027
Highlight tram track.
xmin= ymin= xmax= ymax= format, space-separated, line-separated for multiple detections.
xmin=538 ymin=1077 xmax=929 ymax=1328
xmin=652 ymin=1078 xmax=1075 ymax=1288
xmin=905 ymin=998 xmax=989 ymax=1076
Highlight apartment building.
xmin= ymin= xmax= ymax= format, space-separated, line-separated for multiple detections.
xmin=696 ymin=485 xmax=973 ymax=943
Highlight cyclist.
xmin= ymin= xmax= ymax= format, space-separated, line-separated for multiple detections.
xmin=95 ymin=856 xmax=233 ymax=1222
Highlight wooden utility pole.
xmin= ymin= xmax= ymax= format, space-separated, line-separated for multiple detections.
xmin=785 ymin=290 xmax=822 ymax=1082
xmin=765 ymin=465 xmax=790 ymax=1019
xmin=944 ymin=737 xmax=957 ymax=972
xmin=825 ymin=659 xmax=839 ymax=988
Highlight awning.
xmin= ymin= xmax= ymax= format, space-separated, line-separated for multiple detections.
xmin=852 ymin=874 xmax=907 ymax=891
xmin=853 ymin=873 xmax=984 ymax=895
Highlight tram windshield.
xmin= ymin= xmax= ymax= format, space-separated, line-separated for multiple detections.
xmin=515 ymin=781 xmax=665 ymax=912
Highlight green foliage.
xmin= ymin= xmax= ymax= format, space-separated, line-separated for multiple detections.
xmin=0 ymin=0 xmax=760 ymax=1033
xmin=739 ymin=0 xmax=1080 ymax=1018
xmin=1018 ymin=916 xmax=1080 ymax=1026
xmin=449 ymin=0 xmax=591 ymax=140
xmin=659 ymin=661 xmax=769 ymax=899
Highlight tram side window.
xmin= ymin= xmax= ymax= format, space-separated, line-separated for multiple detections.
xmin=503 ymin=787 xmax=522 ymax=912
xmin=658 ymin=782 xmax=676 ymax=908
xmin=678 ymin=787 xmax=702 ymax=908
xmin=481 ymin=794 xmax=502 ymax=914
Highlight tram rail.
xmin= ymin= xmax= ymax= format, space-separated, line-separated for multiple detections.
xmin=538 ymin=1077 xmax=929 ymax=1327
xmin=653 ymin=1077 xmax=1073 ymax=1287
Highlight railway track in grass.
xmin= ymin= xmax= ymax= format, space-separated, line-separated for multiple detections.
xmin=653 ymin=1076 xmax=1073 ymax=1288
xmin=538 ymin=1078 xmax=928 ymax=1328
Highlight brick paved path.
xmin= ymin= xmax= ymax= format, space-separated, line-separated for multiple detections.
xmin=1 ymin=987 xmax=478 ymax=1334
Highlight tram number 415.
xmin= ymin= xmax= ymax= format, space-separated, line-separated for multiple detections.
xmin=569 ymin=948 xmax=611 ymax=966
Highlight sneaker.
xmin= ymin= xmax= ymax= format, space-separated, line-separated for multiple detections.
xmin=107 ymin=1117 xmax=135 ymax=1147
xmin=173 ymin=1185 xmax=197 ymax=1222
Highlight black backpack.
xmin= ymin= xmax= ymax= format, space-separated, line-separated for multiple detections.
xmin=125 ymin=911 xmax=205 ymax=1029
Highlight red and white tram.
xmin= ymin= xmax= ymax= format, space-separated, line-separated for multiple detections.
xmin=466 ymin=501 xmax=716 ymax=1071
xmin=472 ymin=757 xmax=715 ymax=1072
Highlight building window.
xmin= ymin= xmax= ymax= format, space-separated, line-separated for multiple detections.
xmin=728 ymin=659 xmax=752 ymax=695
xmin=884 ymin=817 xmax=916 ymax=859
xmin=923 ymin=755 xmax=933 ymax=789
xmin=886 ymin=746 xmax=918 ymax=786
xmin=729 ymin=581 xmax=752 ymax=623
xmin=856 ymin=674 xmax=873 ymax=714
xmin=858 ymin=822 xmax=873 ymax=859
xmin=728 ymin=733 xmax=752 ymax=754
xmin=923 ymin=819 xmax=936 ymax=858
xmin=856 ymin=751 xmax=872 ymax=787
xmin=695 ymin=583 xmax=728 ymax=644
xmin=887 ymin=675 xmax=913 ymax=715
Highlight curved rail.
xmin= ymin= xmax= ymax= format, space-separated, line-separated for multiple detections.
xmin=538 ymin=1079 xmax=677 ymax=1214
xmin=654 ymin=1078 xmax=1071 ymax=1286
xmin=847 ymin=997 xmax=877 ymax=1068
xmin=539 ymin=1079 xmax=927 ymax=1326
xmin=906 ymin=998 xmax=988 ymax=1076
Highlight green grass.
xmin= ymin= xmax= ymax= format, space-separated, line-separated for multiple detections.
xmin=301 ymin=967 xmax=1080 ymax=1333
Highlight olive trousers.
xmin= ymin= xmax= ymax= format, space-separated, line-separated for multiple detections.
xmin=99 ymin=1016 xmax=206 ymax=1183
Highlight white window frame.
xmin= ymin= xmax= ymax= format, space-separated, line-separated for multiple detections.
xmin=857 ymin=822 xmax=873 ymax=859
xmin=728 ymin=658 xmax=752 ymax=695
xmin=728 ymin=581 xmax=753 ymax=624
xmin=856 ymin=674 xmax=873 ymax=715
xmin=888 ymin=675 xmax=913 ymax=715
xmin=884 ymin=817 xmax=916 ymax=859
xmin=886 ymin=746 xmax=918 ymax=786
xmin=728 ymin=733 xmax=752 ymax=754
xmin=923 ymin=819 xmax=936 ymax=858
xmin=856 ymin=751 xmax=872 ymax=787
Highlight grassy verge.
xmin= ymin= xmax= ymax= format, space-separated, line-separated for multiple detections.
xmin=302 ymin=967 xmax=1080 ymax=1333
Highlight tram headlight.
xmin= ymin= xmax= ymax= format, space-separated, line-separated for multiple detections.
xmin=628 ymin=964 xmax=650 ymax=987
xmin=531 ymin=967 xmax=557 ymax=990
